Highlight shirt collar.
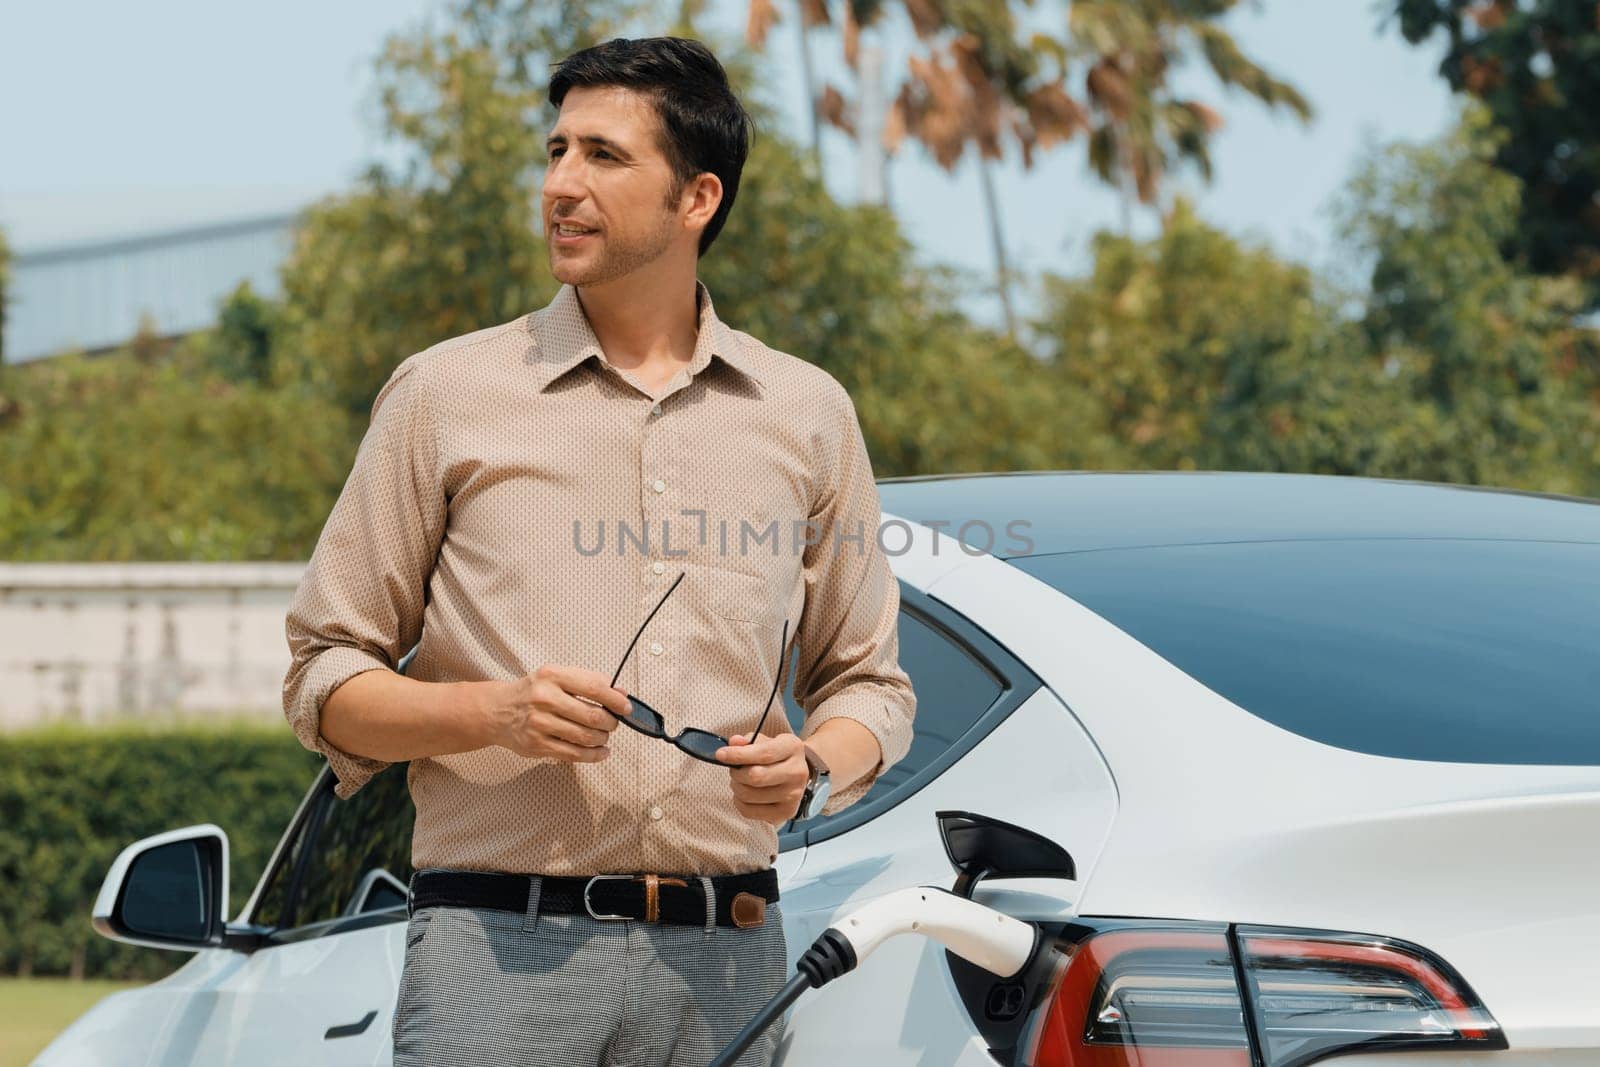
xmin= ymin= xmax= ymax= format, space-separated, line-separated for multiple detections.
xmin=526 ymin=279 xmax=763 ymax=392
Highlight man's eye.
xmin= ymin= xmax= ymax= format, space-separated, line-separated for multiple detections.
xmin=594 ymin=150 xmax=613 ymax=160
xmin=548 ymin=147 xmax=565 ymax=159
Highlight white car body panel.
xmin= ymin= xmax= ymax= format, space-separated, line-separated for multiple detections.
xmin=37 ymin=927 xmax=402 ymax=1066
xmin=779 ymin=687 xmax=1116 ymax=1065
xmin=763 ymin=516 xmax=1118 ymax=1065
xmin=928 ymin=547 xmax=1600 ymax=1052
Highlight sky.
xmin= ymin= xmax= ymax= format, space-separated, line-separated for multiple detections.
xmin=0 ymin=1 xmax=1455 ymax=328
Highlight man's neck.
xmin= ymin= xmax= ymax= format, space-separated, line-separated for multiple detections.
xmin=573 ymin=265 xmax=700 ymax=381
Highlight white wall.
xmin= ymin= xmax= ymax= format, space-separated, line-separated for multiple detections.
xmin=0 ymin=562 xmax=305 ymax=729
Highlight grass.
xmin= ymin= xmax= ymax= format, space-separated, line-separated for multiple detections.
xmin=0 ymin=712 xmax=292 ymax=740
xmin=0 ymin=978 xmax=144 ymax=1067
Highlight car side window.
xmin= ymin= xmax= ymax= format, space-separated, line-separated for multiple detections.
xmin=782 ymin=583 xmax=1010 ymax=834
xmin=251 ymin=762 xmax=414 ymax=936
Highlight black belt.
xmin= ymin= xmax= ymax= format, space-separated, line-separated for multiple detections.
xmin=408 ymin=868 xmax=779 ymax=928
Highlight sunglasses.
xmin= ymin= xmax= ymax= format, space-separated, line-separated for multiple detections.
xmin=606 ymin=570 xmax=788 ymax=765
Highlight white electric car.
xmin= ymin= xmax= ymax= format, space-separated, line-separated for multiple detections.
xmin=42 ymin=471 xmax=1600 ymax=1066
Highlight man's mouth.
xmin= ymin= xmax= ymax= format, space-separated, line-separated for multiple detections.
xmin=553 ymin=222 xmax=598 ymax=245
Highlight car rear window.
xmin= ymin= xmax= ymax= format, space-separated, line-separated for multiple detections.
xmin=1011 ymin=539 xmax=1600 ymax=765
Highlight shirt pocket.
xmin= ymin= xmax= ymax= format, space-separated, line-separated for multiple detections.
xmin=676 ymin=561 xmax=791 ymax=744
xmin=698 ymin=562 xmax=775 ymax=624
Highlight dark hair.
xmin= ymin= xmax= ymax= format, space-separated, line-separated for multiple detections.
xmin=549 ymin=37 xmax=753 ymax=258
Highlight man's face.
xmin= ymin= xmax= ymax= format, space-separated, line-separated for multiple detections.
xmin=542 ymin=85 xmax=692 ymax=286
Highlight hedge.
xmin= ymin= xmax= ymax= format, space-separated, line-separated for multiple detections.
xmin=0 ymin=720 xmax=321 ymax=980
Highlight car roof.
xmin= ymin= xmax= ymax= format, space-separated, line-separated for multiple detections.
xmin=876 ymin=470 xmax=1600 ymax=560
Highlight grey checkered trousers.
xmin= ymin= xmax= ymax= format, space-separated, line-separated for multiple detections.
xmin=392 ymin=872 xmax=790 ymax=1066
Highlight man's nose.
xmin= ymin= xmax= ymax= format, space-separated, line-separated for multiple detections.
xmin=542 ymin=153 xmax=586 ymax=204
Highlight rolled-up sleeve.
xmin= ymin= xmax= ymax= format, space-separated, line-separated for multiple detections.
xmin=793 ymin=385 xmax=916 ymax=815
xmin=282 ymin=355 xmax=446 ymax=798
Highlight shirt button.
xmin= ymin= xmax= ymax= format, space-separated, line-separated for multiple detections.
xmin=649 ymin=641 xmax=663 ymax=655
xmin=651 ymin=560 xmax=666 ymax=575
xmin=648 ymin=805 xmax=664 ymax=821
xmin=652 ymin=478 xmax=666 ymax=493
xmin=650 ymin=402 xmax=662 ymax=415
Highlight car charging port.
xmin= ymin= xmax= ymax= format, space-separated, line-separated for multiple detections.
xmin=985 ymin=981 xmax=1028 ymax=1021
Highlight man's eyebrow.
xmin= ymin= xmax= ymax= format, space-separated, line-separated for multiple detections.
xmin=544 ymin=133 xmax=631 ymax=156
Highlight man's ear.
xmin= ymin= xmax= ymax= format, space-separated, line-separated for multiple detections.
xmin=681 ymin=172 xmax=724 ymax=232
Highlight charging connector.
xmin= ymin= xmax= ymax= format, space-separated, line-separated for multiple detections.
xmin=796 ymin=927 xmax=857 ymax=987
xmin=707 ymin=886 xmax=1043 ymax=1065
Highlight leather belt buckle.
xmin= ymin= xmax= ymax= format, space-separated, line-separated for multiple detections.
xmin=582 ymin=874 xmax=636 ymax=921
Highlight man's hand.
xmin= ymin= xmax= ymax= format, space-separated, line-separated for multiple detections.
xmin=482 ymin=664 xmax=630 ymax=763
xmin=716 ymin=733 xmax=809 ymax=826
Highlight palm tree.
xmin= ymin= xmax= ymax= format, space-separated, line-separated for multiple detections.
xmin=747 ymin=0 xmax=831 ymax=170
xmin=1068 ymin=0 xmax=1312 ymax=227
xmin=745 ymin=1 xmax=1311 ymax=341
xmin=883 ymin=10 xmax=1081 ymax=339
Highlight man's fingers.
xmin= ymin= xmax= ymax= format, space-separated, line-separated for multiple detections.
xmin=539 ymin=664 xmax=632 ymax=718
xmin=715 ymin=734 xmax=799 ymax=766
xmin=729 ymin=761 xmax=803 ymax=789
xmin=732 ymin=768 xmax=805 ymax=795
xmin=535 ymin=709 xmax=611 ymax=749
xmin=548 ymin=690 xmax=621 ymax=733
xmin=735 ymin=800 xmax=797 ymax=824
xmin=731 ymin=780 xmax=800 ymax=805
xmin=539 ymin=736 xmax=610 ymax=763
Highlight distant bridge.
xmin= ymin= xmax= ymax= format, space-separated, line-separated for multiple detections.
xmin=4 ymin=212 xmax=298 ymax=364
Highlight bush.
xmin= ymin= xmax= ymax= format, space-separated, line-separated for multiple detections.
xmin=0 ymin=721 xmax=320 ymax=980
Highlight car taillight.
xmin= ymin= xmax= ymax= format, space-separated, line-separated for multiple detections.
xmin=1027 ymin=928 xmax=1252 ymax=1066
xmin=1020 ymin=924 xmax=1505 ymax=1067
xmin=1237 ymin=926 xmax=1505 ymax=1065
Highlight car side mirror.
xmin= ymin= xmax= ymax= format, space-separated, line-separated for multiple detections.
xmin=92 ymin=825 xmax=229 ymax=951
xmin=936 ymin=810 xmax=1076 ymax=899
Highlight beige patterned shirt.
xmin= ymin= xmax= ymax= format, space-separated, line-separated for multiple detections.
xmin=282 ymin=280 xmax=915 ymax=876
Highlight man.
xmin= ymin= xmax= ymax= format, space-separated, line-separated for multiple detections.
xmin=282 ymin=36 xmax=915 ymax=1067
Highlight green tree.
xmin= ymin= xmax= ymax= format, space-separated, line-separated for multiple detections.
xmin=705 ymin=128 xmax=1073 ymax=476
xmin=0 ymin=226 xmax=11 ymax=366
xmin=0 ymin=344 xmax=356 ymax=561
xmin=0 ymin=227 xmax=14 ymax=433
xmin=1328 ymin=104 xmax=1598 ymax=491
xmin=276 ymin=29 xmax=552 ymax=414
xmin=1391 ymin=0 xmax=1600 ymax=303
xmin=207 ymin=281 xmax=281 ymax=385
xmin=1035 ymin=109 xmax=1600 ymax=494
xmin=1036 ymin=197 xmax=1337 ymax=471
xmin=454 ymin=0 xmax=654 ymax=78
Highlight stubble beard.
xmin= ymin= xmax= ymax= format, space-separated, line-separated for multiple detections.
xmin=550 ymin=204 xmax=681 ymax=287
